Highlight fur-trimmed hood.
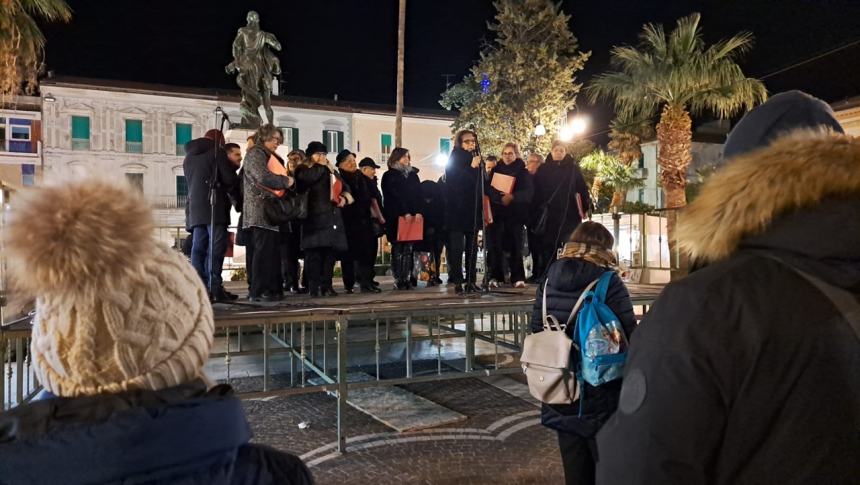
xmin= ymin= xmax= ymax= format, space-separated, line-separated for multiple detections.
xmin=678 ymin=131 xmax=860 ymax=263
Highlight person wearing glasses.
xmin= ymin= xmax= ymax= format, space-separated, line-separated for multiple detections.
xmin=241 ymin=124 xmax=294 ymax=302
xmin=486 ymin=142 xmax=534 ymax=288
xmin=444 ymin=130 xmax=484 ymax=294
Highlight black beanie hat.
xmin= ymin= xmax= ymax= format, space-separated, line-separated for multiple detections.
xmin=336 ymin=149 xmax=356 ymax=166
xmin=723 ymin=90 xmax=844 ymax=160
xmin=305 ymin=141 xmax=328 ymax=156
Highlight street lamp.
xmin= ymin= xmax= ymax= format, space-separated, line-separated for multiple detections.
xmin=534 ymin=123 xmax=546 ymax=137
xmin=560 ymin=115 xmax=589 ymax=141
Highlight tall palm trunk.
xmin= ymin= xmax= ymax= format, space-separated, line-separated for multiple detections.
xmin=656 ymin=103 xmax=692 ymax=278
xmin=394 ymin=0 xmax=406 ymax=147
xmin=656 ymin=103 xmax=692 ymax=209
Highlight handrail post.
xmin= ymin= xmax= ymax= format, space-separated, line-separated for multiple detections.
xmin=336 ymin=314 xmax=349 ymax=454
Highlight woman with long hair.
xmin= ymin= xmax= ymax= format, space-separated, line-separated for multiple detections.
xmin=381 ymin=147 xmax=423 ymax=290
xmin=443 ymin=130 xmax=483 ymax=294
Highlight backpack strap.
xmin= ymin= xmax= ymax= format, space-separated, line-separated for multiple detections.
xmin=564 ymin=277 xmax=601 ymax=329
xmin=592 ymin=271 xmax=615 ymax=304
xmin=765 ymin=255 xmax=860 ymax=343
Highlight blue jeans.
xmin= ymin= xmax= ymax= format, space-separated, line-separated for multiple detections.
xmin=191 ymin=224 xmax=228 ymax=293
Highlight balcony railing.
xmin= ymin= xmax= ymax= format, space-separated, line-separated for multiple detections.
xmin=71 ymin=138 xmax=90 ymax=151
xmin=176 ymin=144 xmax=186 ymax=156
xmin=149 ymin=195 xmax=188 ymax=209
xmin=125 ymin=141 xmax=143 ymax=153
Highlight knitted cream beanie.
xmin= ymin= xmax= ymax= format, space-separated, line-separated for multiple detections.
xmin=4 ymin=178 xmax=214 ymax=397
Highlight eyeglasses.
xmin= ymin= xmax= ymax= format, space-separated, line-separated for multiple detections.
xmin=269 ymin=137 xmax=283 ymax=144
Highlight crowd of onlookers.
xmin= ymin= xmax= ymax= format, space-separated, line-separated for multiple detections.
xmin=182 ymin=125 xmax=592 ymax=302
xmin=1 ymin=91 xmax=856 ymax=484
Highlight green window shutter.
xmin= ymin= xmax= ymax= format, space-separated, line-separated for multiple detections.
xmin=176 ymin=175 xmax=188 ymax=197
xmin=176 ymin=123 xmax=192 ymax=145
xmin=125 ymin=119 xmax=143 ymax=142
xmin=322 ymin=130 xmax=329 ymax=149
xmin=440 ymin=138 xmax=451 ymax=154
xmin=291 ymin=128 xmax=299 ymax=150
xmin=337 ymin=131 xmax=344 ymax=152
xmin=71 ymin=116 xmax=90 ymax=139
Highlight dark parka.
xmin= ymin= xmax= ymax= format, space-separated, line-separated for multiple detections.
xmin=241 ymin=145 xmax=294 ymax=232
xmin=339 ymin=169 xmax=375 ymax=257
xmin=295 ymin=163 xmax=350 ymax=252
xmin=183 ymin=138 xmax=239 ymax=227
xmin=443 ymin=147 xmax=483 ymax=232
xmin=381 ymin=166 xmax=422 ymax=242
xmin=0 ymin=381 xmax=313 ymax=485
xmin=532 ymin=154 xmax=591 ymax=244
xmin=487 ymin=158 xmax=534 ymax=225
xmin=596 ymin=132 xmax=860 ymax=484
xmin=531 ymin=258 xmax=636 ymax=437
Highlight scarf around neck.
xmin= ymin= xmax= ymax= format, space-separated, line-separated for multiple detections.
xmin=560 ymin=242 xmax=618 ymax=268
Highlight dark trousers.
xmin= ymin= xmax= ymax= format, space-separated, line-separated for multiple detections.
xmin=341 ymin=252 xmax=375 ymax=289
xmin=365 ymin=238 xmax=380 ymax=283
xmin=281 ymin=231 xmax=301 ymax=290
xmin=487 ymin=220 xmax=525 ymax=284
xmin=250 ymin=227 xmax=281 ymax=298
xmin=391 ymin=242 xmax=414 ymax=284
xmin=431 ymin=237 xmax=445 ymax=280
xmin=245 ymin=238 xmax=255 ymax=290
xmin=527 ymin=230 xmax=543 ymax=279
xmin=191 ymin=224 xmax=228 ymax=293
xmin=447 ymin=230 xmax=478 ymax=284
xmin=305 ymin=248 xmax=336 ymax=292
xmin=557 ymin=431 xmax=597 ymax=485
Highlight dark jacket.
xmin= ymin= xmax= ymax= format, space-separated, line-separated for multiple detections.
xmin=596 ymin=133 xmax=860 ymax=484
xmin=487 ymin=158 xmax=534 ymax=225
xmin=443 ymin=147 xmax=483 ymax=232
xmin=339 ymin=169 xmax=374 ymax=255
xmin=0 ymin=381 xmax=313 ymax=485
xmin=295 ymin=162 xmax=349 ymax=251
xmin=531 ymin=154 xmax=591 ymax=244
xmin=183 ymin=138 xmax=239 ymax=227
xmin=381 ymin=166 xmax=422 ymax=242
xmin=531 ymin=258 xmax=636 ymax=437
xmin=366 ymin=175 xmax=384 ymax=213
xmin=241 ymin=146 xmax=293 ymax=232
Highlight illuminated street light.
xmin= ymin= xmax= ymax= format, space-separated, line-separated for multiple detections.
xmin=435 ymin=153 xmax=448 ymax=166
xmin=534 ymin=123 xmax=547 ymax=136
xmin=560 ymin=115 xmax=589 ymax=141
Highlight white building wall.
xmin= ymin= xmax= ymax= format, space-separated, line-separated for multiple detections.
xmin=627 ymin=140 xmax=725 ymax=209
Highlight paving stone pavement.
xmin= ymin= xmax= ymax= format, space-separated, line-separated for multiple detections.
xmin=240 ymin=377 xmax=565 ymax=484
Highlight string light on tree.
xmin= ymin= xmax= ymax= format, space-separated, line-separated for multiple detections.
xmin=481 ymin=73 xmax=491 ymax=94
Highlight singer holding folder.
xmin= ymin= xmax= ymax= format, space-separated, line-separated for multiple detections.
xmin=486 ymin=142 xmax=534 ymax=288
xmin=381 ymin=147 xmax=423 ymax=290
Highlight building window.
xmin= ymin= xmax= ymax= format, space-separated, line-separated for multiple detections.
xmin=71 ymin=115 xmax=91 ymax=150
xmin=638 ymin=189 xmax=644 ymax=203
xmin=439 ymin=137 xmax=452 ymax=155
xmin=125 ymin=119 xmax=143 ymax=153
xmin=0 ymin=117 xmax=5 ymax=152
xmin=175 ymin=123 xmax=192 ymax=155
xmin=176 ymin=175 xmax=188 ymax=208
xmin=21 ymin=164 xmax=35 ymax=186
xmin=125 ymin=173 xmax=143 ymax=192
xmin=11 ymin=124 xmax=30 ymax=141
xmin=279 ymin=127 xmax=299 ymax=152
xmin=380 ymin=133 xmax=393 ymax=155
xmin=323 ymin=129 xmax=344 ymax=153
xmin=0 ymin=117 xmax=36 ymax=153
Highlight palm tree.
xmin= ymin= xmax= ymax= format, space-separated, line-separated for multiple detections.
xmin=607 ymin=110 xmax=654 ymax=168
xmin=394 ymin=0 xmax=406 ymax=147
xmin=0 ymin=0 xmax=72 ymax=97
xmin=588 ymin=13 xmax=766 ymax=209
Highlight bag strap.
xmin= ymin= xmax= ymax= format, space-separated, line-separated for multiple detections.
xmin=542 ymin=276 xmax=598 ymax=331
xmin=765 ymin=254 xmax=860 ymax=342
xmin=592 ymin=271 xmax=615 ymax=305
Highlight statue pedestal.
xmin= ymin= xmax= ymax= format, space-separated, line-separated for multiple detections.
xmin=225 ymin=128 xmax=256 ymax=155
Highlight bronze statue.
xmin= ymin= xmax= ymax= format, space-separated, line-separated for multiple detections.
xmin=225 ymin=11 xmax=282 ymax=128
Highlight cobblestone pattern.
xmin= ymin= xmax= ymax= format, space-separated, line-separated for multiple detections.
xmin=240 ymin=378 xmax=565 ymax=484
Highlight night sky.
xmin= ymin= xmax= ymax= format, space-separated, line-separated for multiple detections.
xmin=40 ymin=0 xmax=860 ymax=143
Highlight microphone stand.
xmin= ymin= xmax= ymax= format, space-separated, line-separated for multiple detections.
xmin=207 ymin=108 xmax=229 ymax=298
xmin=472 ymin=143 xmax=490 ymax=295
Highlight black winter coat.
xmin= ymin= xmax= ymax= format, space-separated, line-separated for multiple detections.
xmin=183 ymin=138 xmax=239 ymax=227
xmin=531 ymin=258 xmax=636 ymax=437
xmin=339 ymin=169 xmax=374 ymax=256
xmin=487 ymin=158 xmax=534 ymax=225
xmin=295 ymin=163 xmax=349 ymax=252
xmin=597 ymin=134 xmax=860 ymax=485
xmin=381 ymin=167 xmax=423 ymax=242
xmin=0 ymin=381 xmax=313 ymax=485
xmin=531 ymin=154 xmax=591 ymax=243
xmin=444 ymin=147 xmax=483 ymax=232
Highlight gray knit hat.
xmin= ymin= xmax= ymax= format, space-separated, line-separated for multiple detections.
xmin=4 ymin=177 xmax=214 ymax=397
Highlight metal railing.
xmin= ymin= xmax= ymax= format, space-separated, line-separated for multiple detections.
xmin=1 ymin=314 xmax=40 ymax=409
xmin=150 ymin=195 xmax=188 ymax=210
xmin=125 ymin=141 xmax=143 ymax=153
xmin=71 ymin=138 xmax=90 ymax=151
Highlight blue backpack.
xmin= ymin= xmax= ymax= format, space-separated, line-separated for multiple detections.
xmin=573 ymin=271 xmax=629 ymax=389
